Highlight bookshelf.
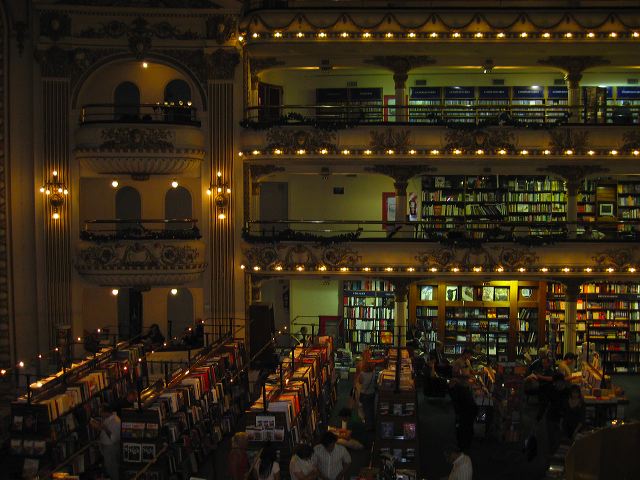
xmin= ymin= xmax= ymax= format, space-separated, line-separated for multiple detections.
xmin=577 ymin=179 xmax=597 ymax=226
xmin=9 ymin=343 xmax=146 ymax=479
xmin=546 ymin=283 xmax=567 ymax=357
xmin=243 ymin=338 xmax=336 ymax=478
xmin=443 ymin=87 xmax=476 ymax=123
xmin=315 ymin=87 xmax=383 ymax=124
xmin=375 ymin=348 xmax=418 ymax=474
xmin=511 ymin=86 xmax=545 ymax=124
xmin=617 ymin=180 xmax=640 ymax=235
xmin=342 ymin=279 xmax=395 ymax=353
xmin=121 ymin=341 xmax=248 ymax=480
xmin=477 ymin=86 xmax=510 ymax=120
xmin=408 ymin=87 xmax=441 ymax=123
xmin=506 ymin=177 xmax=566 ymax=237
xmin=410 ymin=281 xmax=545 ymax=363
xmin=546 ymin=86 xmax=569 ymax=124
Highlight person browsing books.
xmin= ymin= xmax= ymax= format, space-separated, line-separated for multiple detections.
xmin=557 ymin=352 xmax=577 ymax=380
xmin=443 ymin=445 xmax=473 ymax=480
xmin=228 ymin=432 xmax=249 ymax=480
xmin=452 ymin=349 xmax=473 ymax=380
xmin=253 ymin=444 xmax=280 ymax=480
xmin=313 ymin=431 xmax=351 ymax=480
xmin=90 ymin=403 xmax=121 ymax=480
xmin=290 ymin=444 xmax=319 ymax=480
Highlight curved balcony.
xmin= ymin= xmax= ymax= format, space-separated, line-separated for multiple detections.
xmin=75 ymin=104 xmax=205 ymax=178
xmin=75 ymin=219 xmax=206 ymax=287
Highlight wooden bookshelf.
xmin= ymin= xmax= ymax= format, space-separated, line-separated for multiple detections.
xmin=409 ymin=281 xmax=545 ymax=363
xmin=342 ymin=279 xmax=395 ymax=353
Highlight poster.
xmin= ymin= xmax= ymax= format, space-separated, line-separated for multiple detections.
xmin=408 ymin=192 xmax=418 ymax=221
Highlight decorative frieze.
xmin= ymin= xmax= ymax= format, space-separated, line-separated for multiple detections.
xmin=265 ymin=127 xmax=336 ymax=152
xmin=444 ymin=127 xmax=516 ymax=152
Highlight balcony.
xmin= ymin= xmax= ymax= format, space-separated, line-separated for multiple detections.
xmin=75 ymin=104 xmax=205 ymax=178
xmin=75 ymin=219 xmax=206 ymax=287
xmin=243 ymin=104 xmax=639 ymax=129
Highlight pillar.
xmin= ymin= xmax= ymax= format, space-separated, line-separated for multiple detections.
xmin=393 ymin=72 xmax=408 ymax=123
xmin=566 ymin=72 xmax=582 ymax=123
xmin=391 ymin=279 xmax=410 ymax=347
xmin=566 ymin=179 xmax=579 ymax=239
xmin=208 ymin=49 xmax=239 ymax=339
xmin=564 ymin=281 xmax=581 ymax=356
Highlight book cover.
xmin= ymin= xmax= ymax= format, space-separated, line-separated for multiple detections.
xmin=494 ymin=287 xmax=509 ymax=301
xmin=404 ymin=402 xmax=415 ymax=415
xmin=12 ymin=415 xmax=23 ymax=432
xmin=403 ymin=423 xmax=416 ymax=439
xmin=461 ymin=286 xmax=474 ymax=302
xmin=123 ymin=443 xmax=142 ymax=463
xmin=482 ymin=286 xmax=495 ymax=302
xmin=445 ymin=286 xmax=459 ymax=302
xmin=392 ymin=403 xmax=403 ymax=416
xmin=420 ymin=286 xmax=434 ymax=301
xmin=141 ymin=444 xmax=156 ymax=462
xmin=145 ymin=423 xmax=159 ymax=439
xmin=380 ymin=421 xmax=394 ymax=439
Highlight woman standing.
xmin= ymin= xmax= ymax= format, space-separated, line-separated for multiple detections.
xmin=289 ymin=444 xmax=318 ymax=480
xmin=254 ymin=445 xmax=280 ymax=480
xmin=228 ymin=432 xmax=249 ymax=480
xmin=356 ymin=353 xmax=376 ymax=430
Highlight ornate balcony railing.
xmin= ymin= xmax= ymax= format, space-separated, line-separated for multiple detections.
xmin=243 ymin=219 xmax=640 ymax=244
xmin=76 ymin=220 xmax=206 ymax=287
xmin=242 ymin=104 xmax=639 ymax=129
xmin=81 ymin=219 xmax=201 ymax=243
xmin=80 ymin=104 xmax=200 ymax=127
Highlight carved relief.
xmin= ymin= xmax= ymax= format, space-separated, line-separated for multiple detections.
xmin=444 ymin=127 xmax=516 ymax=152
xmin=369 ymin=129 xmax=412 ymax=151
xmin=206 ymin=15 xmax=237 ymax=44
xmin=79 ymin=17 xmax=200 ymax=41
xmin=592 ymin=248 xmax=637 ymax=269
xmin=415 ymin=245 xmax=537 ymax=270
xmin=548 ymin=128 xmax=590 ymax=152
xmin=622 ymin=130 xmax=640 ymax=150
xmin=366 ymin=165 xmax=428 ymax=183
xmin=57 ymin=0 xmax=220 ymax=7
xmin=415 ymin=247 xmax=456 ymax=269
xmin=283 ymin=245 xmax=318 ymax=269
xmin=320 ymin=247 xmax=361 ymax=268
xmin=244 ymin=245 xmax=280 ymax=270
xmin=265 ymin=128 xmax=337 ymax=152
xmin=497 ymin=247 xmax=538 ymax=269
xmin=100 ymin=128 xmax=174 ymax=150
xmin=39 ymin=11 xmax=71 ymax=41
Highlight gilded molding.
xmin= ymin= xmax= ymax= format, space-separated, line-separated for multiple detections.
xmin=547 ymin=128 xmax=590 ymax=152
xmin=415 ymin=245 xmax=538 ymax=270
xmin=591 ymin=248 xmax=638 ymax=269
xmin=206 ymin=15 xmax=238 ymax=44
xmin=242 ymin=244 xmax=361 ymax=270
xmin=369 ymin=129 xmax=412 ymax=151
xmin=99 ymin=127 xmax=174 ymax=150
xmin=78 ymin=17 xmax=201 ymax=41
xmin=444 ymin=127 xmax=516 ymax=152
xmin=265 ymin=127 xmax=336 ymax=152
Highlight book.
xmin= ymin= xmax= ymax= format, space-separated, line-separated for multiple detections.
xmin=12 ymin=415 xmax=23 ymax=432
xmin=141 ymin=443 xmax=156 ymax=462
xmin=123 ymin=442 xmax=142 ymax=463
xmin=403 ymin=423 xmax=416 ymax=439
xmin=446 ymin=286 xmax=459 ymax=302
xmin=461 ymin=286 xmax=474 ymax=302
xmin=494 ymin=287 xmax=509 ymax=301
xmin=392 ymin=403 xmax=403 ymax=415
xmin=380 ymin=421 xmax=394 ymax=439
xmin=482 ymin=286 xmax=495 ymax=302
xmin=420 ymin=286 xmax=434 ymax=301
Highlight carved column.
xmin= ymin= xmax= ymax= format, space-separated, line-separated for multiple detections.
xmin=390 ymin=278 xmax=410 ymax=347
xmin=366 ymin=165 xmax=426 ymax=236
xmin=208 ymin=49 xmax=239 ymax=337
xmin=39 ymin=50 xmax=73 ymax=348
xmin=563 ymin=280 xmax=582 ymax=356
xmin=365 ymin=56 xmax=435 ymax=123
xmin=538 ymin=56 xmax=610 ymax=123
xmin=538 ymin=166 xmax=609 ymax=239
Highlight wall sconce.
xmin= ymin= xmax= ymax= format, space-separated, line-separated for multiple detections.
xmin=207 ymin=171 xmax=231 ymax=220
xmin=39 ymin=170 xmax=68 ymax=220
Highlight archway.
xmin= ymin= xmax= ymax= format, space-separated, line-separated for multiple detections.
xmin=113 ymin=81 xmax=140 ymax=120
xmin=164 ymin=79 xmax=192 ymax=123
xmin=115 ymin=186 xmax=141 ymax=233
xmin=164 ymin=186 xmax=192 ymax=230
xmin=167 ymin=289 xmax=194 ymax=339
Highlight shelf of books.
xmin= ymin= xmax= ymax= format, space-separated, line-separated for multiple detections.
xmin=617 ymin=181 xmax=640 ymax=233
xmin=375 ymin=348 xmax=419 ymax=476
xmin=546 ymin=283 xmax=567 ymax=357
xmin=547 ymin=282 xmax=640 ymax=373
xmin=121 ymin=341 xmax=248 ymax=480
xmin=342 ymin=279 xmax=395 ymax=353
xmin=9 ymin=343 xmax=146 ymax=479
xmin=410 ymin=281 xmax=545 ymax=363
xmin=577 ymin=179 xmax=597 ymax=225
xmin=420 ymin=175 xmax=566 ymax=240
xmin=243 ymin=337 xmax=336 ymax=478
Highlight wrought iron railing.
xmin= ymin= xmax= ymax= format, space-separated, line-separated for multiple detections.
xmin=243 ymin=104 xmax=639 ymax=128
xmin=81 ymin=219 xmax=201 ymax=242
xmin=243 ymin=219 xmax=640 ymax=243
xmin=80 ymin=103 xmax=200 ymax=126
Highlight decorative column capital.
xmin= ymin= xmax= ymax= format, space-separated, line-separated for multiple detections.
xmin=365 ymin=55 xmax=435 ymax=88
xmin=538 ymin=165 xmax=609 ymax=194
xmin=208 ymin=48 xmax=240 ymax=80
xmin=562 ymin=279 xmax=583 ymax=301
xmin=387 ymin=278 xmax=411 ymax=300
xmin=537 ymin=56 xmax=610 ymax=87
xmin=365 ymin=164 xmax=428 ymax=184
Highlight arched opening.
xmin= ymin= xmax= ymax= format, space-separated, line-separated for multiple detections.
xmin=117 ymin=289 xmax=143 ymax=341
xmin=115 ymin=186 xmax=142 ymax=233
xmin=164 ymin=79 xmax=192 ymax=123
xmin=165 ymin=186 xmax=192 ymax=230
xmin=113 ymin=81 xmax=140 ymax=120
xmin=167 ymin=289 xmax=194 ymax=339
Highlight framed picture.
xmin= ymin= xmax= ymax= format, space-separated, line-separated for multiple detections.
xmin=382 ymin=192 xmax=397 ymax=229
xmin=599 ymin=203 xmax=614 ymax=216
xmin=445 ymin=286 xmax=459 ymax=302
xmin=141 ymin=444 xmax=156 ymax=462
xmin=420 ymin=285 xmax=434 ymax=301
xmin=461 ymin=286 xmax=474 ymax=302
xmin=482 ymin=286 xmax=495 ymax=302
xmin=123 ymin=443 xmax=142 ymax=463
xmin=520 ymin=288 xmax=534 ymax=299
xmin=494 ymin=287 xmax=509 ymax=301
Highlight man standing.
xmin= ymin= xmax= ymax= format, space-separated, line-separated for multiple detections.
xmin=313 ymin=431 xmax=351 ymax=480
xmin=443 ymin=445 xmax=473 ymax=480
xmin=91 ymin=403 xmax=121 ymax=480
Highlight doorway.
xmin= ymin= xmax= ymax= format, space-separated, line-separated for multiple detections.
xmin=259 ymin=182 xmax=288 ymax=234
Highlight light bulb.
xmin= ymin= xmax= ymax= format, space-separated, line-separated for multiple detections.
xmin=111 ymin=289 xmax=119 ymax=296
xmin=39 ymin=187 xmax=45 ymax=193
xmin=218 ymin=212 xmax=226 ymax=220
xmin=52 ymin=212 xmax=60 ymax=220
xmin=52 ymin=170 xmax=58 ymax=177
xmin=170 ymin=288 xmax=178 ymax=295
xmin=206 ymin=188 xmax=212 ymax=195
xmin=171 ymin=180 xmax=179 ymax=188
xmin=142 ymin=62 xmax=148 ymax=68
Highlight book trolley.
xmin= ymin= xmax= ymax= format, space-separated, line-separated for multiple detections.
xmin=374 ymin=348 xmax=419 ymax=479
xmin=9 ymin=343 xmax=147 ymax=479
xmin=121 ymin=340 xmax=249 ymax=480
xmin=242 ymin=337 xmax=337 ymax=478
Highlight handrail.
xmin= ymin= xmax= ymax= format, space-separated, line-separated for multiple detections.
xmin=80 ymin=103 xmax=200 ymax=126
xmin=84 ymin=218 xmax=198 ymax=224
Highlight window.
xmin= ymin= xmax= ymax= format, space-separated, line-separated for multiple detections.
xmin=113 ymin=81 xmax=140 ymax=120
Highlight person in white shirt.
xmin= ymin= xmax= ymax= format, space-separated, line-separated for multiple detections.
xmin=313 ymin=431 xmax=351 ymax=480
xmin=90 ymin=403 xmax=121 ymax=480
xmin=444 ymin=445 xmax=473 ymax=480
xmin=290 ymin=444 xmax=318 ymax=480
